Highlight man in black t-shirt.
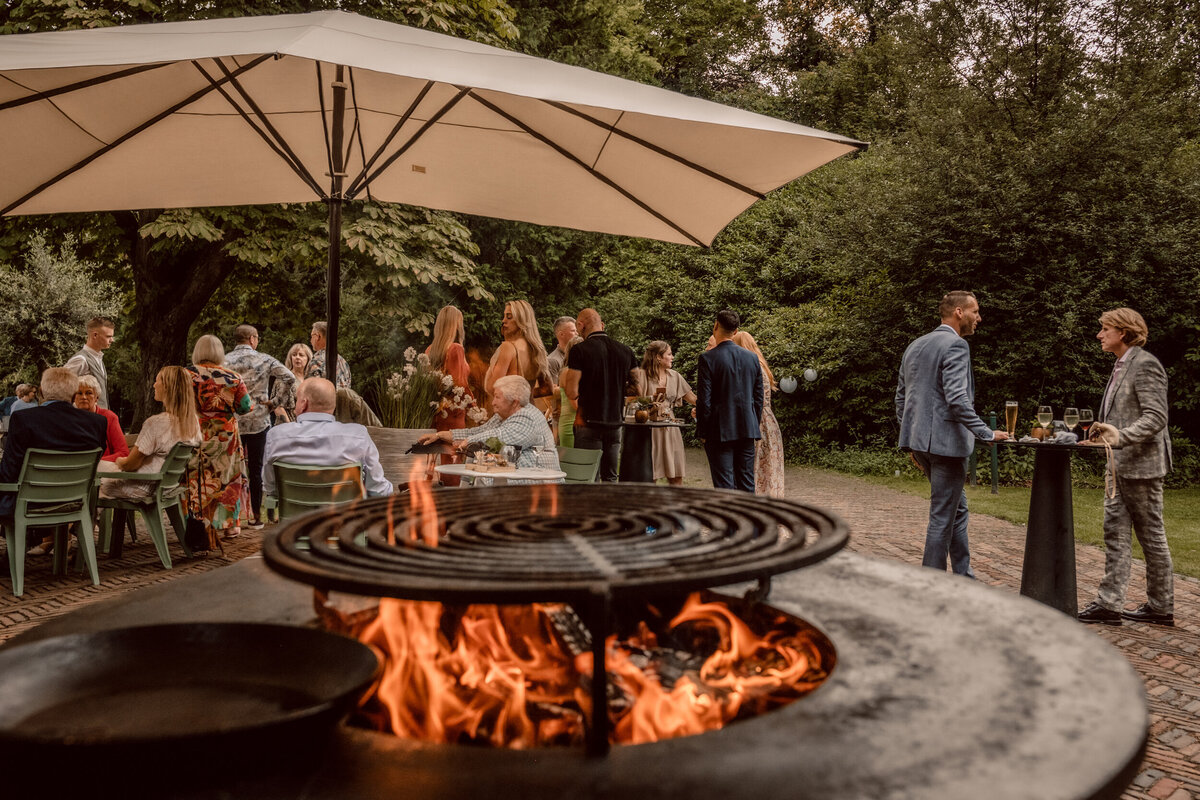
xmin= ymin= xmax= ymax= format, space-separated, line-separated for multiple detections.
xmin=561 ymin=308 xmax=638 ymax=482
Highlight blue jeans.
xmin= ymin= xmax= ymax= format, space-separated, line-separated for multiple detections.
xmin=913 ymin=452 xmax=974 ymax=577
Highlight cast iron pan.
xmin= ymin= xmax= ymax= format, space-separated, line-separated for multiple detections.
xmin=0 ymin=622 xmax=380 ymax=791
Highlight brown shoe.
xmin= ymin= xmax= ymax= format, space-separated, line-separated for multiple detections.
xmin=1121 ymin=603 xmax=1174 ymax=626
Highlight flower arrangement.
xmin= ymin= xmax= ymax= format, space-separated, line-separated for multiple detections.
xmin=379 ymin=347 xmax=486 ymax=429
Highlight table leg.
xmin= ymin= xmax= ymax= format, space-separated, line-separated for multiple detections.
xmin=618 ymin=426 xmax=654 ymax=483
xmin=1019 ymin=449 xmax=1077 ymax=616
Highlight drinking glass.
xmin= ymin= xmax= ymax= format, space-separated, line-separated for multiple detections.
xmin=1037 ymin=405 xmax=1053 ymax=426
xmin=501 ymin=445 xmax=516 ymax=465
xmin=1079 ymin=408 xmax=1094 ymax=436
xmin=1063 ymin=407 xmax=1080 ymax=430
xmin=1004 ymin=401 xmax=1018 ymax=436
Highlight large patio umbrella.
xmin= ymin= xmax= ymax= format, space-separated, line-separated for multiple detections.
xmin=0 ymin=10 xmax=865 ymax=366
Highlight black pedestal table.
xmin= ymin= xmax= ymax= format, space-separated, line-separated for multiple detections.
xmin=992 ymin=440 xmax=1109 ymax=616
xmin=618 ymin=420 xmax=689 ymax=482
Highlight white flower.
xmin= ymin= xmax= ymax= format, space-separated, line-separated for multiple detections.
xmin=404 ymin=347 xmax=417 ymax=362
xmin=417 ymin=352 xmax=431 ymax=367
xmin=403 ymin=363 xmax=416 ymax=376
xmin=442 ymin=374 xmax=454 ymax=389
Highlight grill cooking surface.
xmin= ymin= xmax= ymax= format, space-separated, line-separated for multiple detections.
xmin=262 ymin=485 xmax=848 ymax=602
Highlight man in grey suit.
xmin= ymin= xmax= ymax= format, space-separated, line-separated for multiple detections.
xmin=896 ymin=291 xmax=1008 ymax=577
xmin=1077 ymin=308 xmax=1174 ymax=626
xmin=63 ymin=316 xmax=114 ymax=409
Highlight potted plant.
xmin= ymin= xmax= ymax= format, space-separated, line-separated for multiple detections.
xmin=633 ymin=396 xmax=654 ymax=423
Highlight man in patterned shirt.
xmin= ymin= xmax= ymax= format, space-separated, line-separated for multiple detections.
xmin=419 ymin=375 xmax=562 ymax=482
xmin=224 ymin=324 xmax=296 ymax=528
xmin=306 ymin=320 xmax=352 ymax=389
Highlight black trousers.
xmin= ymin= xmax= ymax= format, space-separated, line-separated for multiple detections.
xmin=573 ymin=422 xmax=623 ymax=482
xmin=240 ymin=429 xmax=267 ymax=519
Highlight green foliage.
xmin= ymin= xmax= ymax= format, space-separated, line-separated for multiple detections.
xmin=0 ymin=233 xmax=121 ymax=385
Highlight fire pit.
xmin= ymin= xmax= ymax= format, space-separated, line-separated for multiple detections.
xmin=3 ymin=484 xmax=1148 ymax=798
xmin=262 ymin=484 xmax=849 ymax=753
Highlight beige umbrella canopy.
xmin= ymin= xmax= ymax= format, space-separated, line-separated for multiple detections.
xmin=0 ymin=10 xmax=865 ymax=357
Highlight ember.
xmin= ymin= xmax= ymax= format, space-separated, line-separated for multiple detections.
xmin=348 ymin=592 xmax=834 ymax=748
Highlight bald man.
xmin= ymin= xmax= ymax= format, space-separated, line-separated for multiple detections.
xmin=263 ymin=378 xmax=392 ymax=498
xmin=561 ymin=308 xmax=638 ymax=482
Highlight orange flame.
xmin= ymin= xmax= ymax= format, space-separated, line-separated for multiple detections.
xmin=355 ymin=592 xmax=830 ymax=749
xmin=405 ymin=460 xmax=441 ymax=546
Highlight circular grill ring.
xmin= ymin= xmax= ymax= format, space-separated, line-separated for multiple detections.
xmin=262 ymin=484 xmax=849 ymax=603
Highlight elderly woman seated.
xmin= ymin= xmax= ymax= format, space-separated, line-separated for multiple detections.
xmin=419 ymin=375 xmax=561 ymax=483
xmin=75 ymin=374 xmax=128 ymax=463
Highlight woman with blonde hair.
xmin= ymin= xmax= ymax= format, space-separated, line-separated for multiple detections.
xmin=99 ymin=366 xmax=201 ymax=500
xmin=188 ymin=334 xmax=253 ymax=545
xmin=278 ymin=342 xmax=313 ymax=421
xmin=732 ymin=330 xmax=784 ymax=498
xmin=485 ymin=299 xmax=554 ymax=419
xmin=636 ymin=340 xmax=697 ymax=485
xmin=427 ymin=305 xmax=471 ymax=393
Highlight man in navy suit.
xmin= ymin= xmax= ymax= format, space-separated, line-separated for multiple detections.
xmin=0 ymin=367 xmax=107 ymax=520
xmin=697 ymin=310 xmax=763 ymax=492
xmin=896 ymin=291 xmax=1008 ymax=577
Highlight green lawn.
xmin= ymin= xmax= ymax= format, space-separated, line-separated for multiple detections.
xmin=859 ymin=474 xmax=1200 ymax=579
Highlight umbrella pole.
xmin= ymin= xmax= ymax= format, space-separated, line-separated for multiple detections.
xmin=325 ymin=65 xmax=347 ymax=382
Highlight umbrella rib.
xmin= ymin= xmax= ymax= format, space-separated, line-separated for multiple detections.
xmin=317 ymin=62 xmax=336 ymax=189
xmin=345 ymin=87 xmax=471 ymax=201
xmin=0 ymin=62 xmax=173 ymax=112
xmin=345 ymin=81 xmax=435 ymax=199
xmin=204 ymin=58 xmax=326 ymax=199
xmin=1 ymin=54 xmax=274 ymax=217
xmin=468 ymin=92 xmax=706 ymax=247
xmin=542 ymin=100 xmax=765 ymax=200
xmin=347 ymin=68 xmax=372 ymax=203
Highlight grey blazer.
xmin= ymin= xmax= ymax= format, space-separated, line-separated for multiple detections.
xmin=1101 ymin=346 xmax=1172 ymax=480
xmin=896 ymin=326 xmax=994 ymax=459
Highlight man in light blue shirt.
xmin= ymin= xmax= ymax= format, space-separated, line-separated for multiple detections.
xmin=263 ymin=378 xmax=392 ymax=498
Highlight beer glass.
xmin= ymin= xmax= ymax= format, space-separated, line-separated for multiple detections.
xmin=1005 ymin=401 xmax=1018 ymax=436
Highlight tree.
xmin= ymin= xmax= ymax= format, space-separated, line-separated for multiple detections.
xmin=0 ymin=233 xmax=121 ymax=386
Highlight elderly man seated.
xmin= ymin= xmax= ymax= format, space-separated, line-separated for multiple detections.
xmin=263 ymin=377 xmax=393 ymax=498
xmin=420 ymin=375 xmax=561 ymax=482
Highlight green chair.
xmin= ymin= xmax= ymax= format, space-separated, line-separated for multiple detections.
xmin=97 ymin=441 xmax=198 ymax=567
xmin=557 ymin=446 xmax=602 ymax=484
xmin=0 ymin=447 xmax=103 ymax=597
xmin=270 ymin=461 xmax=365 ymax=521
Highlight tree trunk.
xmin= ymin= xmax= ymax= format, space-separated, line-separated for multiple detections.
xmin=118 ymin=211 xmax=238 ymax=429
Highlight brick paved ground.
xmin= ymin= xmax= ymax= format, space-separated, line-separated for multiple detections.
xmin=0 ymin=454 xmax=1195 ymax=799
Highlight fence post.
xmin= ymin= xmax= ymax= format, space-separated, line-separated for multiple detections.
xmin=989 ymin=411 xmax=1000 ymax=494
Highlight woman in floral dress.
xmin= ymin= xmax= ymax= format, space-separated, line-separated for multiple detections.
xmin=732 ymin=331 xmax=784 ymax=498
xmin=188 ymin=334 xmax=253 ymax=546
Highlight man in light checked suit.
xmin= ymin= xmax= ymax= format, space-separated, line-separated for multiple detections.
xmin=896 ymin=291 xmax=1009 ymax=577
xmin=1077 ymin=308 xmax=1174 ymax=626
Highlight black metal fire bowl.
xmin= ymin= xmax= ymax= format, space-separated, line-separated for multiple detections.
xmin=7 ymin=550 xmax=1147 ymax=800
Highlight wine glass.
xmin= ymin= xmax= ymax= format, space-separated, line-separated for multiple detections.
xmin=1079 ymin=408 xmax=1094 ymax=438
xmin=1037 ymin=405 xmax=1053 ymax=427
xmin=1063 ymin=407 xmax=1079 ymax=431
xmin=1005 ymin=401 xmax=1018 ymax=436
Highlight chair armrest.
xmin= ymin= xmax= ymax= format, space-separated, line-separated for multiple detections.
xmin=0 ymin=482 xmax=15 ymax=492
xmin=99 ymin=470 xmax=167 ymax=482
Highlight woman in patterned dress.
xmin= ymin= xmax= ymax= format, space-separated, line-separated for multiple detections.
xmin=636 ymin=341 xmax=696 ymax=486
xmin=732 ymin=331 xmax=784 ymax=498
xmin=188 ymin=334 xmax=253 ymax=545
